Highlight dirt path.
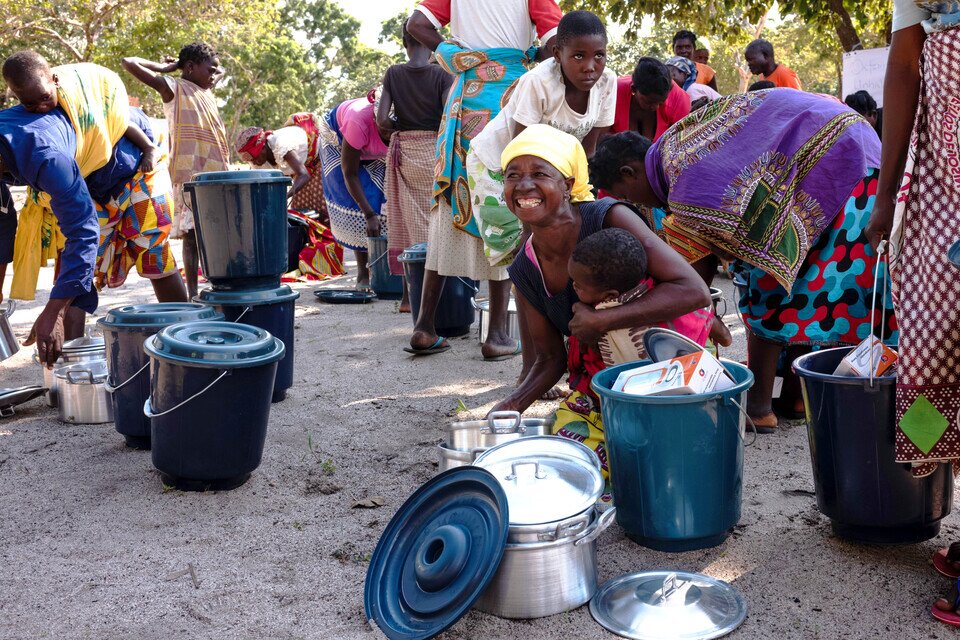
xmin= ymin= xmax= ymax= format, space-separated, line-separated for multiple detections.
xmin=0 ymin=254 xmax=956 ymax=639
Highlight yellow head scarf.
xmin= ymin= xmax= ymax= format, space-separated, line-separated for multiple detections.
xmin=500 ymin=124 xmax=595 ymax=203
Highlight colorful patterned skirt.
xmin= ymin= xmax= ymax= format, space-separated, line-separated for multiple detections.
xmin=95 ymin=160 xmax=177 ymax=289
xmin=317 ymin=103 xmax=387 ymax=252
xmin=736 ymin=169 xmax=898 ymax=347
xmin=891 ymin=27 xmax=960 ymax=475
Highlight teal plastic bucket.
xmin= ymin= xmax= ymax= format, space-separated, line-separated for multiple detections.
xmin=591 ymin=360 xmax=754 ymax=552
xmin=367 ymin=236 xmax=402 ymax=300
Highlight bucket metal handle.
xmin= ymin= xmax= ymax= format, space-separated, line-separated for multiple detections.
xmin=869 ymin=239 xmax=889 ymax=389
xmin=728 ymin=398 xmax=759 ymax=447
xmin=143 ymin=369 xmax=230 ymax=418
xmin=105 ymin=361 xmax=150 ymax=394
xmin=505 ymin=460 xmax=547 ymax=482
xmin=1 ymin=299 xmax=16 ymax=317
xmin=232 ymin=306 xmax=252 ymax=323
xmin=365 ymin=237 xmax=390 ymax=270
xmin=574 ymin=507 xmax=617 ymax=547
xmin=486 ymin=410 xmax=522 ymax=434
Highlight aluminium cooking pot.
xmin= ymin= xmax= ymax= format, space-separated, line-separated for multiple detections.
xmin=474 ymin=507 xmax=617 ymax=619
xmin=56 ymin=360 xmax=113 ymax=424
xmin=473 ymin=297 xmax=520 ymax=344
xmin=438 ymin=411 xmax=554 ymax=472
xmin=0 ymin=300 xmax=18 ymax=362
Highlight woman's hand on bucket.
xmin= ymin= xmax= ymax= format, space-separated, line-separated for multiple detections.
xmin=364 ymin=213 xmax=382 ymax=239
xmin=866 ymin=198 xmax=893 ymax=252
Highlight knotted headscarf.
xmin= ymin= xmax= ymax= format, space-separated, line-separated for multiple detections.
xmin=665 ymin=56 xmax=698 ymax=91
xmin=235 ymin=126 xmax=271 ymax=162
xmin=500 ymin=124 xmax=595 ymax=203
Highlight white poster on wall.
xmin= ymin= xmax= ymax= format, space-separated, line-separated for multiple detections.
xmin=842 ymin=47 xmax=890 ymax=107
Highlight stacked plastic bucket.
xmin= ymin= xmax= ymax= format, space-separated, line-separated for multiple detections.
xmin=186 ymin=170 xmax=300 ymax=403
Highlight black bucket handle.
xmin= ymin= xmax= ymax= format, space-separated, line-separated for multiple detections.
xmin=143 ymin=369 xmax=230 ymax=419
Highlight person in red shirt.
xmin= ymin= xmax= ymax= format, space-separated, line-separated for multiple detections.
xmin=745 ymin=39 xmax=802 ymax=89
xmin=611 ymin=57 xmax=690 ymax=141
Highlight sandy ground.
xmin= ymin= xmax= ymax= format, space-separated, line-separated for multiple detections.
xmin=0 ymin=243 xmax=958 ymax=640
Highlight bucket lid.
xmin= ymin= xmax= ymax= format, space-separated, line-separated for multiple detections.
xmin=473 ymin=436 xmax=603 ymax=525
xmin=365 ymin=467 xmax=509 ymax=640
xmin=398 ymin=242 xmax=428 ymax=263
xmin=97 ymin=303 xmax=224 ymax=330
xmin=55 ymin=360 xmax=108 ymax=383
xmin=196 ymin=285 xmax=300 ymax=307
xmin=590 ymin=571 xmax=747 ymax=640
xmin=62 ymin=335 xmax=105 ymax=355
xmin=643 ymin=328 xmax=704 ymax=363
xmin=190 ymin=169 xmax=291 ymax=184
xmin=144 ymin=321 xmax=285 ymax=368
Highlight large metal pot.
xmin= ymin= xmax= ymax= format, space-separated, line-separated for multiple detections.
xmin=474 ymin=297 xmax=520 ymax=344
xmin=56 ymin=360 xmax=113 ymax=424
xmin=0 ymin=300 xmax=18 ymax=362
xmin=437 ymin=412 xmax=554 ymax=472
xmin=475 ymin=507 xmax=617 ymax=618
xmin=37 ymin=336 xmax=106 ymax=407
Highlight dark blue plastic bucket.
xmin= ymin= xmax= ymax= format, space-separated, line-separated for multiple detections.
xmin=793 ymin=347 xmax=953 ymax=543
xmin=195 ymin=285 xmax=299 ymax=403
xmin=592 ymin=360 xmax=754 ymax=552
xmin=98 ymin=303 xmax=223 ymax=449
xmin=144 ymin=321 xmax=284 ymax=491
xmin=185 ymin=170 xmax=291 ymax=290
xmin=367 ymin=236 xmax=402 ymax=300
xmin=399 ymin=243 xmax=477 ymax=338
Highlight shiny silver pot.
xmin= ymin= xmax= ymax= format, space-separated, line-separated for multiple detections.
xmin=438 ymin=412 xmax=554 ymax=472
xmin=37 ymin=348 xmax=103 ymax=408
xmin=0 ymin=300 xmax=18 ymax=362
xmin=56 ymin=361 xmax=113 ymax=424
xmin=474 ymin=297 xmax=520 ymax=344
xmin=475 ymin=507 xmax=617 ymax=619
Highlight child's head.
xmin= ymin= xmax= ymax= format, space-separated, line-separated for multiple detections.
xmin=401 ymin=22 xmax=426 ymax=58
xmin=569 ymin=228 xmax=648 ymax=306
xmin=553 ymin=10 xmax=607 ymax=93
xmin=748 ymin=80 xmax=776 ymax=92
xmin=2 ymin=51 xmax=58 ymax=113
xmin=177 ymin=42 xmax=220 ymax=89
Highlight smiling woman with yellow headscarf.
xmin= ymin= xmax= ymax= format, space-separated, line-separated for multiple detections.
xmin=489 ymin=125 xmax=711 ymax=490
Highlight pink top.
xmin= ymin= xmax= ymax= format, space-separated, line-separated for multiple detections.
xmin=336 ymin=98 xmax=388 ymax=160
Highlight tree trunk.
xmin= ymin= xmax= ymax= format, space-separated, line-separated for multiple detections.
xmin=826 ymin=0 xmax=862 ymax=51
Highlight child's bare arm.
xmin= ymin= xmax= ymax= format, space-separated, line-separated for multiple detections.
xmin=124 ymin=124 xmax=159 ymax=173
xmin=121 ymin=57 xmax=177 ymax=102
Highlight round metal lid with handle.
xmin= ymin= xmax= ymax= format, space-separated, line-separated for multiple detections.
xmin=365 ymin=467 xmax=509 ymax=640
xmin=55 ymin=360 xmax=109 ymax=383
xmin=144 ymin=321 xmax=285 ymax=368
xmin=643 ymin=328 xmax=704 ymax=363
xmin=97 ymin=302 xmax=224 ymax=330
xmin=62 ymin=335 xmax=105 ymax=356
xmin=473 ymin=436 xmax=603 ymax=525
xmin=590 ymin=571 xmax=747 ymax=640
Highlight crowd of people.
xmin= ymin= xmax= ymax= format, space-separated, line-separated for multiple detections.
xmin=0 ymin=0 xmax=958 ymax=625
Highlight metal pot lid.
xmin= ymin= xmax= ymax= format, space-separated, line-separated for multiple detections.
xmin=55 ymin=360 xmax=109 ymax=382
xmin=0 ymin=385 xmax=47 ymax=409
xmin=365 ymin=467 xmax=509 ymax=640
xmin=62 ymin=335 xmax=105 ymax=355
xmin=190 ymin=169 xmax=291 ymax=184
xmin=473 ymin=436 xmax=603 ymax=525
xmin=590 ymin=571 xmax=747 ymax=640
xmin=397 ymin=242 xmax=428 ymax=263
xmin=314 ymin=289 xmax=377 ymax=304
xmin=97 ymin=303 xmax=224 ymax=330
xmin=643 ymin=328 xmax=704 ymax=363
xmin=196 ymin=285 xmax=300 ymax=307
xmin=447 ymin=410 xmax=524 ymax=434
xmin=144 ymin=321 xmax=285 ymax=368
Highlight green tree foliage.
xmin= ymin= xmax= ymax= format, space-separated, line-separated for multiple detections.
xmin=570 ymin=0 xmax=890 ymax=52
xmin=607 ymin=15 xmax=847 ymax=96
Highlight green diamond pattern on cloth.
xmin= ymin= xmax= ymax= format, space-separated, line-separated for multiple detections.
xmin=899 ymin=395 xmax=949 ymax=454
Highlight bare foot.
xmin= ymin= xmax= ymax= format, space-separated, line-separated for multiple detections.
xmin=541 ymin=386 xmax=566 ymax=400
xmin=481 ymin=337 xmax=521 ymax=361
xmin=709 ymin=316 xmax=733 ymax=347
xmin=410 ymin=329 xmax=446 ymax=351
xmin=398 ymin=302 xmax=412 ymax=313
xmin=749 ymin=412 xmax=778 ymax=434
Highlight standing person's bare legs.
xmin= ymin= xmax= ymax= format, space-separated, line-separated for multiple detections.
xmin=356 ymin=250 xmax=370 ymax=290
xmin=182 ymin=229 xmax=200 ymax=300
xmin=410 ymin=269 xmax=448 ymax=350
xmin=746 ymin=332 xmax=782 ymax=431
xmin=399 ymin=277 xmax=411 ymax=313
xmin=63 ymin=306 xmax=86 ymax=340
xmin=151 ymin=271 xmax=188 ymax=302
xmin=480 ymin=279 xmax=519 ymax=359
